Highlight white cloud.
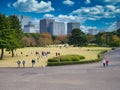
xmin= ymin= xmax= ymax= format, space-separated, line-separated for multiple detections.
xmin=104 ymin=0 xmax=120 ymax=3
xmin=98 ymin=0 xmax=120 ymax=4
xmin=63 ymin=0 xmax=75 ymax=6
xmin=85 ymin=0 xmax=91 ymax=4
xmin=43 ymin=14 xmax=55 ymax=18
xmin=13 ymin=0 xmax=54 ymax=13
xmin=106 ymin=5 xmax=116 ymax=11
xmin=56 ymin=14 xmax=86 ymax=24
xmin=80 ymin=25 xmax=97 ymax=33
xmin=71 ymin=5 xmax=120 ymax=21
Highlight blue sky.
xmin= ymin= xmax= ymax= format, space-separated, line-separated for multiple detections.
xmin=0 ymin=0 xmax=120 ymax=32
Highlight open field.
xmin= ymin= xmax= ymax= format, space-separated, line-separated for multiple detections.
xmin=0 ymin=46 xmax=111 ymax=67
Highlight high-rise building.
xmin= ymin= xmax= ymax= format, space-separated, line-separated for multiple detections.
xmin=88 ymin=29 xmax=98 ymax=35
xmin=50 ymin=22 xmax=65 ymax=36
xmin=116 ymin=20 xmax=120 ymax=30
xmin=40 ymin=18 xmax=55 ymax=33
xmin=24 ymin=22 xmax=35 ymax=33
xmin=67 ymin=22 xmax=80 ymax=34
xmin=18 ymin=15 xmax=31 ymax=30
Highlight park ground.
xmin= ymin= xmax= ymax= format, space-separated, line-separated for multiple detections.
xmin=0 ymin=46 xmax=111 ymax=67
xmin=0 ymin=48 xmax=120 ymax=90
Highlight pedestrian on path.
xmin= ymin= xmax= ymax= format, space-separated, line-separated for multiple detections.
xmin=17 ymin=60 xmax=21 ymax=68
xmin=22 ymin=60 xmax=26 ymax=68
xmin=32 ymin=59 xmax=35 ymax=67
xmin=103 ymin=59 xmax=106 ymax=67
xmin=106 ymin=58 xmax=109 ymax=67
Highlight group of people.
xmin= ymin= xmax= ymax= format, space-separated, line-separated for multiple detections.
xmin=17 ymin=59 xmax=36 ymax=68
xmin=103 ymin=58 xmax=109 ymax=67
xmin=17 ymin=60 xmax=26 ymax=68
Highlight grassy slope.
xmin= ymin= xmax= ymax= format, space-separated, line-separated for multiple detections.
xmin=0 ymin=47 xmax=111 ymax=67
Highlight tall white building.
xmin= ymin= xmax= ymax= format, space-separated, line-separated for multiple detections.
xmin=24 ymin=22 xmax=35 ymax=33
xmin=88 ymin=29 xmax=98 ymax=35
xmin=40 ymin=18 xmax=65 ymax=36
xmin=51 ymin=22 xmax=65 ymax=36
xmin=67 ymin=22 xmax=80 ymax=34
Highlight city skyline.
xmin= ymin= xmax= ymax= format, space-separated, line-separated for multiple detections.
xmin=0 ymin=0 xmax=120 ymax=32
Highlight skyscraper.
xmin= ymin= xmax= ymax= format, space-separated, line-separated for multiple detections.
xmin=40 ymin=18 xmax=55 ymax=33
xmin=50 ymin=22 xmax=65 ymax=36
xmin=88 ymin=29 xmax=98 ymax=35
xmin=24 ymin=22 xmax=35 ymax=33
xmin=67 ymin=22 xmax=80 ymax=34
xmin=116 ymin=20 xmax=120 ymax=30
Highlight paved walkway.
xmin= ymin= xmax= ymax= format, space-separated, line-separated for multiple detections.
xmin=0 ymin=48 xmax=120 ymax=90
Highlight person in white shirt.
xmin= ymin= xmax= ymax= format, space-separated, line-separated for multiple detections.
xmin=103 ymin=59 xmax=106 ymax=67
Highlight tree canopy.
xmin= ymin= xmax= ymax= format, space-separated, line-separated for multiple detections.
xmin=0 ymin=14 xmax=23 ymax=59
xmin=69 ymin=28 xmax=87 ymax=46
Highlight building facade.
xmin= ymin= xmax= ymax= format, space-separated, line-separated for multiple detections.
xmin=88 ymin=29 xmax=98 ymax=35
xmin=40 ymin=18 xmax=55 ymax=33
xmin=24 ymin=22 xmax=35 ymax=33
xmin=51 ymin=22 xmax=65 ymax=36
xmin=67 ymin=22 xmax=80 ymax=34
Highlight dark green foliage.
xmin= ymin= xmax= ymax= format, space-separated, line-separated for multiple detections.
xmin=48 ymin=58 xmax=60 ymax=62
xmin=47 ymin=50 xmax=106 ymax=66
xmin=69 ymin=28 xmax=87 ymax=46
xmin=0 ymin=14 xmax=23 ymax=59
xmin=7 ymin=15 xmax=23 ymax=57
xmin=0 ymin=14 xmax=10 ymax=59
xmin=48 ymin=54 xmax=85 ymax=63
xmin=116 ymin=29 xmax=120 ymax=37
xmin=47 ymin=59 xmax=100 ymax=66
xmin=95 ymin=31 xmax=120 ymax=47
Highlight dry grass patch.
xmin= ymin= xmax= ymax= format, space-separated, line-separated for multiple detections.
xmin=0 ymin=47 xmax=111 ymax=67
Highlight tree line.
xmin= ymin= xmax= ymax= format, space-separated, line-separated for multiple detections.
xmin=22 ymin=28 xmax=120 ymax=48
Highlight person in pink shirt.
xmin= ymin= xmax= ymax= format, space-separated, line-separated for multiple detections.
xmin=106 ymin=58 xmax=109 ymax=67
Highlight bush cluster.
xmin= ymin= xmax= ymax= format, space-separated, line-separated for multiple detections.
xmin=48 ymin=54 xmax=85 ymax=63
xmin=47 ymin=50 xmax=107 ymax=66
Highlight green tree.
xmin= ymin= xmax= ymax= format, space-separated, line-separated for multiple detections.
xmin=69 ymin=28 xmax=87 ymax=46
xmin=8 ymin=15 xmax=23 ymax=57
xmin=109 ymin=35 xmax=120 ymax=47
xmin=0 ymin=14 xmax=10 ymax=60
xmin=116 ymin=28 xmax=120 ymax=37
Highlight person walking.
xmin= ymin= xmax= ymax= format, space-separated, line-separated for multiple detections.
xmin=32 ymin=59 xmax=35 ymax=67
xmin=17 ymin=60 xmax=21 ymax=68
xmin=22 ymin=60 xmax=26 ymax=68
xmin=106 ymin=58 xmax=109 ymax=67
xmin=103 ymin=59 xmax=106 ymax=67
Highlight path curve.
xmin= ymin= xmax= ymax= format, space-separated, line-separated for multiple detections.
xmin=0 ymin=48 xmax=120 ymax=90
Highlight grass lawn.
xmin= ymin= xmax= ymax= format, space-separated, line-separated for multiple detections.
xmin=0 ymin=46 xmax=111 ymax=67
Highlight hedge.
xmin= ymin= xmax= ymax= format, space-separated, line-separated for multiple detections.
xmin=47 ymin=50 xmax=107 ymax=66
xmin=48 ymin=54 xmax=85 ymax=63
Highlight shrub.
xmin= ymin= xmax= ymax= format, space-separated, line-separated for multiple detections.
xmin=48 ymin=57 xmax=60 ymax=62
xmin=47 ymin=50 xmax=107 ymax=66
xmin=48 ymin=54 xmax=85 ymax=63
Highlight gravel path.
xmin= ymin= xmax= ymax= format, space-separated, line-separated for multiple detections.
xmin=0 ymin=48 xmax=120 ymax=90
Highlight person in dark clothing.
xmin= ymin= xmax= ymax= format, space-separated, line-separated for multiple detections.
xmin=32 ymin=59 xmax=35 ymax=67
xmin=17 ymin=60 xmax=21 ymax=68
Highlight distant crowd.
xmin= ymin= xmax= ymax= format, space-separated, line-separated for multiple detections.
xmin=17 ymin=51 xmax=61 ymax=68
